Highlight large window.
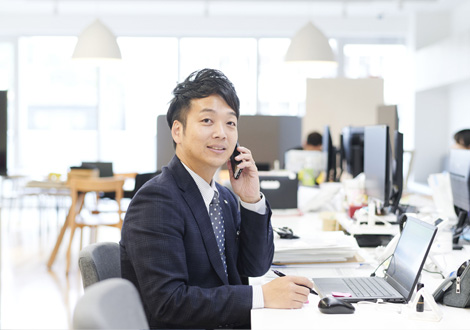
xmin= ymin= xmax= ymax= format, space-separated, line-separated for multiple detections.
xmin=18 ymin=37 xmax=178 ymax=175
xmin=258 ymin=38 xmax=305 ymax=116
xmin=179 ymin=38 xmax=258 ymax=115
xmin=342 ymin=43 xmax=409 ymax=105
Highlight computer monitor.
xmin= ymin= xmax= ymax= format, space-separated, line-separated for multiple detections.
xmin=0 ymin=91 xmax=7 ymax=176
xmin=284 ymin=149 xmax=323 ymax=174
xmin=341 ymin=126 xmax=364 ymax=178
xmin=391 ymin=131 xmax=404 ymax=213
xmin=364 ymin=125 xmax=393 ymax=209
xmin=323 ymin=125 xmax=337 ymax=182
xmin=364 ymin=125 xmax=404 ymax=215
xmin=448 ymin=149 xmax=470 ymax=249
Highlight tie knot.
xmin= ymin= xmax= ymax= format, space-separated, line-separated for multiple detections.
xmin=211 ymin=191 xmax=219 ymax=205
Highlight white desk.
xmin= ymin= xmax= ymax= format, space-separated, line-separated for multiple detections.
xmin=251 ymin=214 xmax=470 ymax=330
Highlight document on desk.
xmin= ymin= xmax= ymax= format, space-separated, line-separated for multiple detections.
xmin=272 ymin=231 xmax=361 ymax=265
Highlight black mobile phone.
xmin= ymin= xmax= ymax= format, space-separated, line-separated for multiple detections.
xmin=230 ymin=143 xmax=243 ymax=179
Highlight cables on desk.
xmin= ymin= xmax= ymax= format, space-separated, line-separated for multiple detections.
xmin=357 ymin=299 xmax=403 ymax=313
xmin=370 ymin=254 xmax=394 ymax=277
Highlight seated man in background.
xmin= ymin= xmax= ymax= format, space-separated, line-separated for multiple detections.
xmin=303 ymin=131 xmax=323 ymax=151
xmin=120 ymin=68 xmax=313 ymax=329
xmin=454 ymin=129 xmax=470 ymax=149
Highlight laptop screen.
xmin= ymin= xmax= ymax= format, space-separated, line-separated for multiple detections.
xmin=385 ymin=216 xmax=437 ymax=301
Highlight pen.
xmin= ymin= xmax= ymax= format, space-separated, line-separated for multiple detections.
xmin=272 ymin=270 xmax=317 ymax=295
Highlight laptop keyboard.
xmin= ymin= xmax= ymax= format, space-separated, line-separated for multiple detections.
xmin=344 ymin=277 xmax=392 ymax=297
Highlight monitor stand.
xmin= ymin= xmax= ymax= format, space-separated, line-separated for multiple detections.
xmin=355 ymin=201 xmax=397 ymax=227
xmin=452 ymin=210 xmax=468 ymax=250
xmin=337 ymin=201 xmax=399 ymax=247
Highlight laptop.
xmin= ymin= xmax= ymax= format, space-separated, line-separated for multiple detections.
xmin=312 ymin=216 xmax=437 ymax=303
xmin=259 ymin=173 xmax=298 ymax=210
xmin=81 ymin=162 xmax=114 ymax=177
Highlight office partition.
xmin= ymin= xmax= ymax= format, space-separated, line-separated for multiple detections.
xmin=303 ymin=78 xmax=384 ymax=147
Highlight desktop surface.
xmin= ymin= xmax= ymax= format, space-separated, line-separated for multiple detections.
xmin=251 ymin=213 xmax=470 ymax=330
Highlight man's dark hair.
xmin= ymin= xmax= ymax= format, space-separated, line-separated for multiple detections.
xmin=306 ymin=132 xmax=322 ymax=147
xmin=454 ymin=129 xmax=470 ymax=148
xmin=167 ymin=68 xmax=240 ymax=130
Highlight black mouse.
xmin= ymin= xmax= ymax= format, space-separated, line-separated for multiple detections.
xmin=318 ymin=296 xmax=355 ymax=314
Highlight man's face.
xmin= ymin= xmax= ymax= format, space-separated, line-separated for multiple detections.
xmin=172 ymin=94 xmax=238 ymax=177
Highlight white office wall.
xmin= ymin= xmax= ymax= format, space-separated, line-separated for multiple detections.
xmin=411 ymin=1 xmax=470 ymax=185
xmin=414 ymin=11 xmax=451 ymax=49
xmin=448 ymin=2 xmax=470 ymax=147
xmin=414 ymin=88 xmax=449 ymax=183
xmin=451 ymin=0 xmax=470 ymax=34
xmin=449 ymin=81 xmax=470 ymax=141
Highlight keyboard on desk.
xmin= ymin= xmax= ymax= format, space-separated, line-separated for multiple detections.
xmin=344 ymin=277 xmax=392 ymax=297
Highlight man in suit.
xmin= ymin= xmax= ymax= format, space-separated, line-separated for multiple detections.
xmin=120 ymin=68 xmax=313 ymax=329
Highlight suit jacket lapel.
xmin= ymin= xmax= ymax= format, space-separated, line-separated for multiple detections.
xmin=168 ymin=156 xmax=229 ymax=284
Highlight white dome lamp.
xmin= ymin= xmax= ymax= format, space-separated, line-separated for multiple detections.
xmin=72 ymin=19 xmax=121 ymax=61
xmin=285 ymin=21 xmax=335 ymax=64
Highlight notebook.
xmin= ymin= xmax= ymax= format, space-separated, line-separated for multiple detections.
xmin=312 ymin=216 xmax=437 ymax=303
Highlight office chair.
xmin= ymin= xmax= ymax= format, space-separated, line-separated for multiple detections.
xmin=78 ymin=242 xmax=121 ymax=289
xmin=73 ymin=278 xmax=149 ymax=330
xmin=126 ymin=171 xmax=160 ymax=199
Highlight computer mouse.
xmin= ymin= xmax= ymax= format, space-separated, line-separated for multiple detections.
xmin=318 ymin=296 xmax=355 ymax=314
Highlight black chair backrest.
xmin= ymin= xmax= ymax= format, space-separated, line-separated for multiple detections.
xmin=130 ymin=171 xmax=160 ymax=198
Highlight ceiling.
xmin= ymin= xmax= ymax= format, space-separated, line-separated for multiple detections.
xmin=0 ymin=0 xmax=464 ymax=38
xmin=0 ymin=0 xmax=461 ymax=18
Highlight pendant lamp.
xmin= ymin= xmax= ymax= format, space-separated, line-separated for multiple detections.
xmin=285 ymin=22 xmax=336 ymax=64
xmin=72 ymin=19 xmax=121 ymax=60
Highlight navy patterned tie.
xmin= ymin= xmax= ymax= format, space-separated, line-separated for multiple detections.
xmin=209 ymin=191 xmax=227 ymax=275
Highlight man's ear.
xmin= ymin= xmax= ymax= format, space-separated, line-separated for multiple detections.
xmin=171 ymin=120 xmax=182 ymax=144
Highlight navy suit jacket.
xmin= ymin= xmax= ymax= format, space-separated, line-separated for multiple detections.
xmin=120 ymin=156 xmax=274 ymax=329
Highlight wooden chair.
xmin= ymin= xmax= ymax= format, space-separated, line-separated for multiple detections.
xmin=67 ymin=168 xmax=99 ymax=183
xmin=65 ymin=177 xmax=125 ymax=274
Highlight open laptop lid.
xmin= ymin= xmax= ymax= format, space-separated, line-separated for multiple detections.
xmin=384 ymin=216 xmax=438 ymax=301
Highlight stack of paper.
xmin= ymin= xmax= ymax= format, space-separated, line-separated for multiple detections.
xmin=272 ymin=231 xmax=360 ymax=264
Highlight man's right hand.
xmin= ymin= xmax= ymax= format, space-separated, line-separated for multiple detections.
xmin=261 ymin=276 xmax=313 ymax=309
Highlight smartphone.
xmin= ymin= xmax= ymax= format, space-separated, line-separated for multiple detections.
xmin=230 ymin=143 xmax=243 ymax=179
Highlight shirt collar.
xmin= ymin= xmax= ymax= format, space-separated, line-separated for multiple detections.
xmin=180 ymin=161 xmax=218 ymax=213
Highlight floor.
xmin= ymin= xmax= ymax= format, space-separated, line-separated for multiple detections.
xmin=0 ymin=193 xmax=121 ymax=329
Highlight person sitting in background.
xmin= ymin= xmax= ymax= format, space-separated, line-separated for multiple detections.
xmin=303 ymin=131 xmax=323 ymax=151
xmin=453 ymin=129 xmax=470 ymax=149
